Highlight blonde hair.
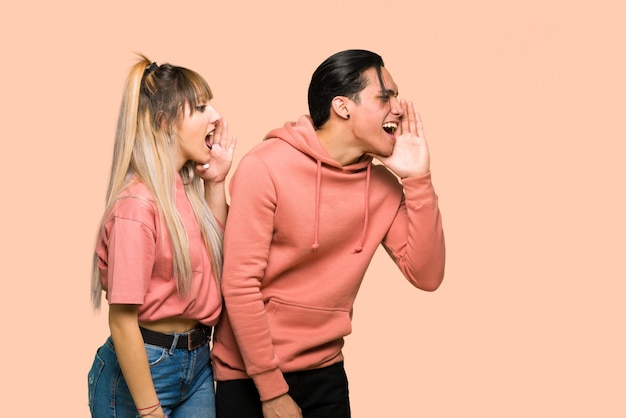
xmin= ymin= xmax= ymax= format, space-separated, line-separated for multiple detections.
xmin=91 ymin=54 xmax=223 ymax=309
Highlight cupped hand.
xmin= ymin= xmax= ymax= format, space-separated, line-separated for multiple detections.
xmin=195 ymin=120 xmax=237 ymax=183
xmin=370 ymin=100 xmax=430 ymax=178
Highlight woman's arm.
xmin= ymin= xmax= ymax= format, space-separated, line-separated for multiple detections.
xmin=109 ymin=304 xmax=165 ymax=417
xmin=204 ymin=180 xmax=228 ymax=225
xmin=196 ymin=119 xmax=237 ymax=224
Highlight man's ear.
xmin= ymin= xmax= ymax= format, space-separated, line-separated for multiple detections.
xmin=331 ymin=96 xmax=351 ymax=120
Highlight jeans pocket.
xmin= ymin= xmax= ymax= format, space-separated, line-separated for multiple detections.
xmin=87 ymin=350 xmax=105 ymax=414
xmin=145 ymin=344 xmax=169 ymax=366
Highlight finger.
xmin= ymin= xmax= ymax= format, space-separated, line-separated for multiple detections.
xmin=406 ymin=101 xmax=417 ymax=135
xmin=400 ymin=99 xmax=410 ymax=134
xmin=415 ymin=111 xmax=425 ymax=138
xmin=216 ymin=120 xmax=228 ymax=146
xmin=212 ymin=120 xmax=224 ymax=146
xmin=195 ymin=162 xmax=209 ymax=171
xmin=228 ymin=135 xmax=237 ymax=154
xmin=193 ymin=163 xmax=209 ymax=178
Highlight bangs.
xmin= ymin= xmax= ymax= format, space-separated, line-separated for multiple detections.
xmin=180 ymin=68 xmax=213 ymax=111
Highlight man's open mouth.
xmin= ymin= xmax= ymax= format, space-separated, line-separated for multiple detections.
xmin=383 ymin=122 xmax=398 ymax=135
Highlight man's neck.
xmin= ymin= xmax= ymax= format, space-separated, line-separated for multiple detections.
xmin=316 ymin=125 xmax=362 ymax=166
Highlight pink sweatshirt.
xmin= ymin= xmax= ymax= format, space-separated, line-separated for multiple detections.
xmin=211 ymin=115 xmax=445 ymax=401
xmin=96 ymin=175 xmax=222 ymax=326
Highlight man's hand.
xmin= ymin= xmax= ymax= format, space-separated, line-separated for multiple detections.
xmin=262 ymin=394 xmax=302 ymax=418
xmin=371 ymin=100 xmax=430 ymax=179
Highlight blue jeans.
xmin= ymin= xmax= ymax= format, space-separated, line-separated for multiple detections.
xmin=88 ymin=336 xmax=216 ymax=418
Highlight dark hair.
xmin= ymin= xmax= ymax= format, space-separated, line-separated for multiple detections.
xmin=307 ymin=49 xmax=385 ymax=128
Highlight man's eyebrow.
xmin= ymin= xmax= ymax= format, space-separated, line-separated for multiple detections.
xmin=381 ymin=88 xmax=399 ymax=97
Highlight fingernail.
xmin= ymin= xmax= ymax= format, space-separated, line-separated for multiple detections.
xmin=203 ymin=163 xmax=210 ymax=169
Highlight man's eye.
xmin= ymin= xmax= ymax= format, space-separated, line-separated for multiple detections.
xmin=196 ymin=105 xmax=207 ymax=112
xmin=379 ymin=95 xmax=390 ymax=102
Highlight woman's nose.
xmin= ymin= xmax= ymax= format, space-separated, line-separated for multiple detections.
xmin=210 ymin=106 xmax=222 ymax=124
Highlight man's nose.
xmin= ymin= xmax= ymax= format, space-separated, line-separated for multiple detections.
xmin=390 ymin=96 xmax=404 ymax=116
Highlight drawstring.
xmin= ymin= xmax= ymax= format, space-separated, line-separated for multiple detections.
xmin=311 ymin=160 xmax=322 ymax=250
xmin=352 ymin=163 xmax=371 ymax=253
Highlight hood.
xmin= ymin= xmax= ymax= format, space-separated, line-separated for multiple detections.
xmin=264 ymin=115 xmax=372 ymax=253
xmin=264 ymin=115 xmax=372 ymax=172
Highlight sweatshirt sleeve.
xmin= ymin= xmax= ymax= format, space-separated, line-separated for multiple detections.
xmin=221 ymin=154 xmax=290 ymax=401
xmin=99 ymin=197 xmax=157 ymax=305
xmin=382 ymin=172 xmax=446 ymax=291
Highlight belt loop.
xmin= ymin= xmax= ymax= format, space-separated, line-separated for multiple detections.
xmin=169 ymin=334 xmax=180 ymax=355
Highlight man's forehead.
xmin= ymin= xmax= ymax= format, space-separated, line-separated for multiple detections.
xmin=365 ymin=67 xmax=398 ymax=92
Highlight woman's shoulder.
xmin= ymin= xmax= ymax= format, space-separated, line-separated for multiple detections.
xmin=108 ymin=178 xmax=158 ymax=223
xmin=119 ymin=178 xmax=153 ymax=198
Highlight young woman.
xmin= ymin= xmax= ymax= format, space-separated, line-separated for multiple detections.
xmin=88 ymin=55 xmax=236 ymax=418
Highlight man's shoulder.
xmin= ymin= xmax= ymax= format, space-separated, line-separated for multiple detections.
xmin=248 ymin=137 xmax=294 ymax=154
xmin=240 ymin=138 xmax=304 ymax=168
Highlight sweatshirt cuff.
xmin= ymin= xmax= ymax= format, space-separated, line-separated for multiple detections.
xmin=401 ymin=172 xmax=437 ymax=203
xmin=251 ymin=368 xmax=290 ymax=402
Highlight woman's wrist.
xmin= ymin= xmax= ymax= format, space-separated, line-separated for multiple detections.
xmin=203 ymin=178 xmax=226 ymax=190
xmin=135 ymin=401 xmax=167 ymax=417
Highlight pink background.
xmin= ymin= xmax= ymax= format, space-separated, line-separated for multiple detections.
xmin=1 ymin=0 xmax=624 ymax=416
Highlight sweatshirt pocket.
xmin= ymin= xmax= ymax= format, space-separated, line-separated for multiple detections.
xmin=265 ymin=299 xmax=352 ymax=367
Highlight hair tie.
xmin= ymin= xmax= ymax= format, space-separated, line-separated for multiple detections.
xmin=146 ymin=62 xmax=159 ymax=74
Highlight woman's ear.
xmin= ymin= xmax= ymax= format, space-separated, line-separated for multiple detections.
xmin=156 ymin=113 xmax=177 ymax=144
xmin=156 ymin=112 xmax=168 ymax=130
xmin=331 ymin=97 xmax=351 ymax=120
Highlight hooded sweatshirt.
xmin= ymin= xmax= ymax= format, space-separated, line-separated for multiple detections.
xmin=211 ymin=115 xmax=445 ymax=401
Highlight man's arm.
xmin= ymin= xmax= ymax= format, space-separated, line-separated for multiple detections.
xmin=374 ymin=100 xmax=446 ymax=290
xmin=384 ymin=173 xmax=446 ymax=290
xmin=221 ymin=154 xmax=292 ymax=402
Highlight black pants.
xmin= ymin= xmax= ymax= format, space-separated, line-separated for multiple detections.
xmin=216 ymin=361 xmax=351 ymax=418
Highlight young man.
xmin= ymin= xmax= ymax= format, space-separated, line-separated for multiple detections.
xmin=212 ymin=49 xmax=446 ymax=418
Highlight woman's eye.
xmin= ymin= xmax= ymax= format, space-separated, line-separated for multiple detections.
xmin=196 ymin=105 xmax=207 ymax=112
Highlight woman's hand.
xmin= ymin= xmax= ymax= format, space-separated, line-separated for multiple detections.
xmin=195 ymin=120 xmax=237 ymax=184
